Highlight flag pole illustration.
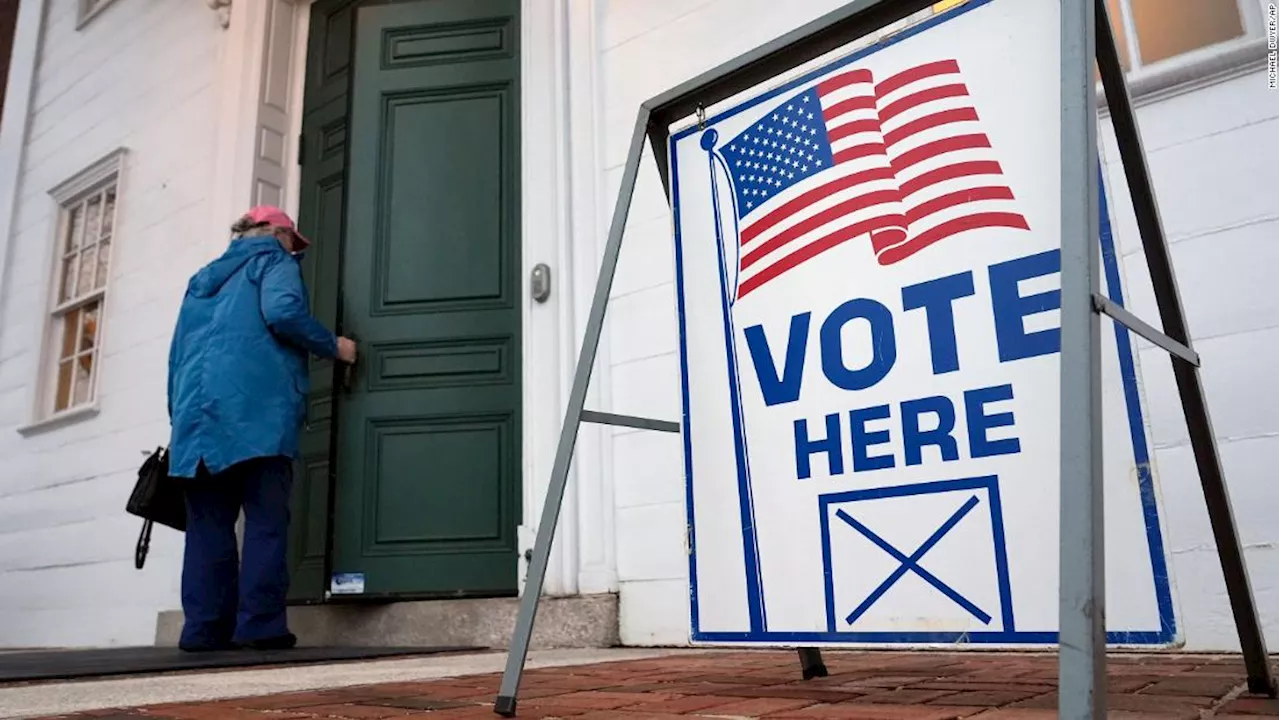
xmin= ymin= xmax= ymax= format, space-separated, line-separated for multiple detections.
xmin=702 ymin=128 xmax=768 ymax=634
xmin=699 ymin=57 xmax=1028 ymax=634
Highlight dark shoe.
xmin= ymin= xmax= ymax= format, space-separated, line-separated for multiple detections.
xmin=242 ymin=632 xmax=297 ymax=650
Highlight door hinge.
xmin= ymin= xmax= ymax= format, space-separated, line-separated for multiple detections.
xmin=297 ymin=134 xmax=306 ymax=166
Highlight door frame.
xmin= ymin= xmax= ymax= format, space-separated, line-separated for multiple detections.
xmin=209 ymin=0 xmax=615 ymax=599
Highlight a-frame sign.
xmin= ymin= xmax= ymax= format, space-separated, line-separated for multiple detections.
xmin=494 ymin=1 xmax=1277 ymax=718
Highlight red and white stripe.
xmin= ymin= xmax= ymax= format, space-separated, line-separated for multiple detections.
xmin=871 ymin=59 xmax=1029 ymax=265
xmin=736 ymin=69 xmax=906 ymax=299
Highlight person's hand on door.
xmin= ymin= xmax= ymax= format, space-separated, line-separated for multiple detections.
xmin=337 ymin=336 xmax=358 ymax=364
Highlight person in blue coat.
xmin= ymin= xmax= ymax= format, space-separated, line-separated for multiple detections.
xmin=167 ymin=205 xmax=356 ymax=651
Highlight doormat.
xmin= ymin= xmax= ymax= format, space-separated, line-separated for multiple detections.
xmin=0 ymin=645 xmax=482 ymax=683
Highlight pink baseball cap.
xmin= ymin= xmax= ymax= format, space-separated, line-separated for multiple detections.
xmin=244 ymin=205 xmax=310 ymax=249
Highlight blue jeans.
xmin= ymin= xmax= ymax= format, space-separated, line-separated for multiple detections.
xmin=179 ymin=456 xmax=293 ymax=649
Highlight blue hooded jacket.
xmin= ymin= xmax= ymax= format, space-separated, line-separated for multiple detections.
xmin=167 ymin=236 xmax=337 ymax=478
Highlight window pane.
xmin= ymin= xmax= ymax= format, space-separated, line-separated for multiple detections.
xmin=58 ymin=206 xmax=85 ymax=301
xmin=76 ymin=246 xmax=98 ymax=297
xmin=1094 ymin=0 xmax=1133 ymax=83
xmin=65 ymin=204 xmax=84 ymax=253
xmin=85 ymin=194 xmax=103 ymax=244
xmin=1130 ymin=0 xmax=1244 ymax=65
xmin=72 ymin=351 xmax=94 ymax=407
xmin=59 ymin=308 xmax=80 ymax=361
xmin=95 ymin=239 xmax=111 ymax=289
xmin=55 ymin=360 xmax=74 ymax=412
xmin=102 ymin=187 xmax=116 ymax=236
xmin=1105 ymin=0 xmax=1132 ymax=70
xmin=59 ymin=256 xmax=77 ymax=303
xmin=79 ymin=304 xmax=99 ymax=354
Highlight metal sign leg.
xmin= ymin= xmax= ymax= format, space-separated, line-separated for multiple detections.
xmin=797 ymin=648 xmax=828 ymax=680
xmin=493 ymin=108 xmax=652 ymax=718
xmin=1059 ymin=0 xmax=1104 ymax=718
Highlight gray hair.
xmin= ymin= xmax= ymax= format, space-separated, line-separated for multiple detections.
xmin=230 ymin=215 xmax=275 ymax=240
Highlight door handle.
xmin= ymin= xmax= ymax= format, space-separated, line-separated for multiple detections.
xmin=341 ymin=363 xmax=356 ymax=394
xmin=340 ymin=334 xmax=358 ymax=394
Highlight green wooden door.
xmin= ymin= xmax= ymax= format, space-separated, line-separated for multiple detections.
xmin=327 ymin=0 xmax=522 ymax=598
xmin=288 ymin=27 xmax=350 ymax=602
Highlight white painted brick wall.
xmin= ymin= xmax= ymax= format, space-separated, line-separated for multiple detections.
xmin=1100 ymin=69 xmax=1279 ymax=651
xmin=0 ymin=0 xmax=222 ymax=648
xmin=1 ymin=0 xmax=1271 ymax=654
xmin=599 ymin=0 xmax=1279 ymax=650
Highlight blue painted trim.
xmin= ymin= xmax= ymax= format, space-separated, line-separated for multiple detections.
xmin=670 ymin=140 xmax=701 ymax=634
xmin=692 ymin=630 xmax=1172 ymax=644
xmin=670 ymin=0 xmax=1175 ymax=645
xmin=1096 ymin=171 xmax=1179 ymax=641
xmin=820 ymin=500 xmax=837 ymax=633
xmin=707 ymin=142 xmax=767 ymax=632
xmin=987 ymin=475 xmax=1016 ymax=632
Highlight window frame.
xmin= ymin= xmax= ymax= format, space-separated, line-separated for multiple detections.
xmin=1110 ymin=0 xmax=1264 ymax=73
xmin=19 ymin=148 xmax=127 ymax=435
xmin=76 ymin=0 xmax=119 ymax=30
xmin=1096 ymin=0 xmax=1270 ymax=107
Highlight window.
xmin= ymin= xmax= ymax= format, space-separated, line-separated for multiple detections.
xmin=30 ymin=150 xmax=124 ymax=427
xmin=50 ymin=186 xmax=114 ymax=413
xmin=77 ymin=0 xmax=118 ymax=28
xmin=1104 ymin=0 xmax=1254 ymax=72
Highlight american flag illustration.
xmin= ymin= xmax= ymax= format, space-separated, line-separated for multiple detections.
xmin=716 ymin=59 xmax=1030 ymax=300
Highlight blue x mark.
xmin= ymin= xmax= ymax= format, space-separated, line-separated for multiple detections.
xmin=836 ymin=495 xmax=992 ymax=626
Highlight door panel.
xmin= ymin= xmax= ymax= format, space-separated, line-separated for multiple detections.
xmin=288 ymin=91 xmax=349 ymax=602
xmin=380 ymin=92 xmax=504 ymax=304
xmin=330 ymin=0 xmax=521 ymax=598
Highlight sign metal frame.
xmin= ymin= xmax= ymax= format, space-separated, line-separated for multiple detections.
xmin=492 ymin=1 xmax=1277 ymax=717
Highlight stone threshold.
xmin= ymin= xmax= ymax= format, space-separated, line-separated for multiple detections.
xmin=154 ymin=593 xmax=619 ymax=650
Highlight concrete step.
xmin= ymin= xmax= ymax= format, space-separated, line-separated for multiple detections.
xmin=155 ymin=593 xmax=619 ymax=650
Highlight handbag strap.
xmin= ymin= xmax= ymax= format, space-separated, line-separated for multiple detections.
xmin=135 ymin=519 xmax=153 ymax=569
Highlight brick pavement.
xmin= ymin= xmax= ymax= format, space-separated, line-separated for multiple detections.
xmin=31 ymin=651 xmax=1279 ymax=719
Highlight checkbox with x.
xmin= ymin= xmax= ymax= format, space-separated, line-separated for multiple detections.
xmin=818 ymin=476 xmax=1017 ymax=635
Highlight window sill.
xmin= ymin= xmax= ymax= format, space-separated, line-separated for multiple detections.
xmin=17 ymin=403 xmax=101 ymax=436
xmin=1097 ymin=37 xmax=1270 ymax=114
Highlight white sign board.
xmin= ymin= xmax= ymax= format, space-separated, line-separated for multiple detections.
xmin=670 ymin=0 xmax=1178 ymax=646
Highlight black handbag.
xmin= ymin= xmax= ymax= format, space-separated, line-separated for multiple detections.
xmin=126 ymin=446 xmax=186 ymax=569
